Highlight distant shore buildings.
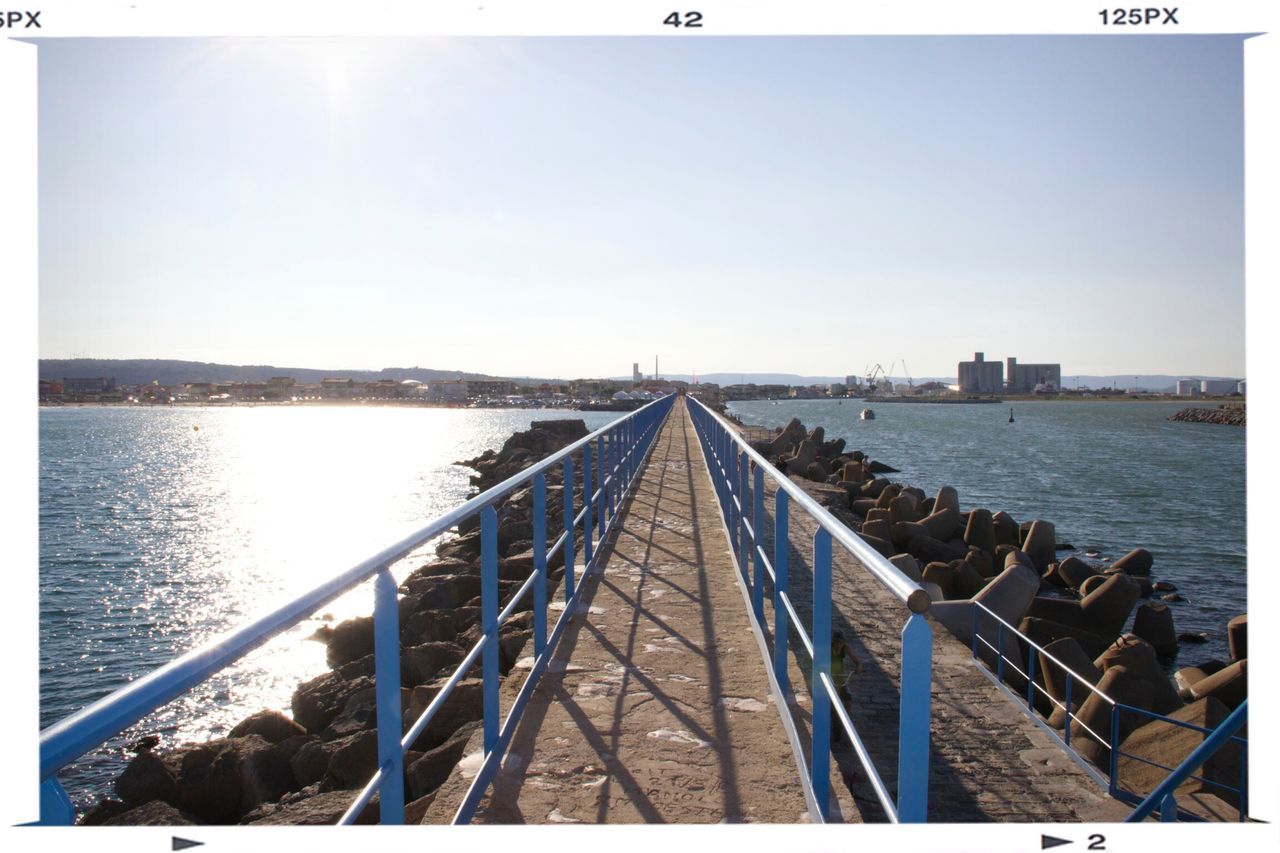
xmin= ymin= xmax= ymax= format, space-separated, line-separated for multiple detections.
xmin=957 ymin=352 xmax=1062 ymax=394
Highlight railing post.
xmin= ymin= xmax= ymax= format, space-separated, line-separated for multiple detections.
xmin=752 ymin=465 xmax=765 ymax=621
xmin=773 ymin=490 xmax=790 ymax=693
xmin=1109 ymin=705 xmax=1121 ymax=795
xmin=38 ymin=778 xmax=74 ymax=826
xmin=607 ymin=428 xmax=617 ymax=521
xmin=738 ymin=450 xmax=750 ymax=572
xmin=373 ymin=567 xmax=405 ymax=824
xmin=1027 ymin=644 xmax=1037 ymax=710
xmin=564 ymin=457 xmax=576 ymax=599
xmin=481 ymin=505 xmax=499 ymax=754
xmin=996 ymin=622 xmax=1005 ymax=682
xmin=897 ymin=612 xmax=932 ymax=823
xmin=533 ymin=473 xmax=548 ymax=659
xmin=596 ymin=435 xmax=606 ymax=542
xmin=811 ymin=527 xmax=832 ymax=820
xmin=1064 ymin=675 xmax=1073 ymax=745
xmin=1160 ymin=793 xmax=1178 ymax=822
xmin=582 ymin=444 xmax=594 ymax=566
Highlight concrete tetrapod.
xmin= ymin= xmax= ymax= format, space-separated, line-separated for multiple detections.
xmin=929 ymin=557 xmax=1042 ymax=654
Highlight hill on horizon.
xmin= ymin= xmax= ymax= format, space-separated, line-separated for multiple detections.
xmin=38 ymin=358 xmax=518 ymax=387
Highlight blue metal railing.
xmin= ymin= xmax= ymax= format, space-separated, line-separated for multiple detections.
xmin=686 ymin=395 xmax=933 ymax=824
xmin=37 ymin=395 xmax=675 ymax=826
xmin=969 ymin=601 xmax=1249 ymax=822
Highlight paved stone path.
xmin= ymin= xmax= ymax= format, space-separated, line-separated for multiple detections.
xmin=427 ymin=399 xmax=815 ymax=823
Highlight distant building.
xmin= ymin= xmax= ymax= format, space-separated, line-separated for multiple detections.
xmin=829 ymin=383 xmax=846 ymax=397
xmin=1200 ymin=379 xmax=1237 ymax=396
xmin=1237 ymin=380 xmax=1246 ymax=396
xmin=1006 ymin=358 xmax=1061 ymax=393
xmin=1175 ymin=380 xmax=1200 ymax=396
xmin=632 ymin=363 xmax=642 ymax=383
xmin=466 ymin=379 xmax=516 ymax=398
xmin=427 ymin=381 xmax=468 ymax=403
xmin=957 ymin=353 xmax=1003 ymax=394
xmin=62 ymin=377 xmax=117 ymax=398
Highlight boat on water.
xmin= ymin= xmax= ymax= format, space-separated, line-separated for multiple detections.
xmin=860 ymin=408 xmax=875 ymax=420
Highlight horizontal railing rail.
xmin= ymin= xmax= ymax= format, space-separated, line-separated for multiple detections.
xmin=968 ymin=601 xmax=1249 ymax=822
xmin=686 ymin=395 xmax=932 ymax=824
xmin=37 ymin=395 xmax=675 ymax=826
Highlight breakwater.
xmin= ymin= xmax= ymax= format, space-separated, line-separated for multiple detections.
xmin=1169 ymin=405 xmax=1246 ymax=426
xmin=73 ymin=418 xmax=597 ymax=826
xmin=748 ymin=413 xmax=1247 ymax=807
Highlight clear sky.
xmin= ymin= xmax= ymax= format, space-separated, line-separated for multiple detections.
xmin=37 ymin=35 xmax=1246 ymax=378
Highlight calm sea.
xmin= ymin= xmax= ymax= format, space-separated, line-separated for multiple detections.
xmin=729 ymin=398 xmax=1246 ymax=659
xmin=39 ymin=400 xmax=1246 ymax=811
xmin=39 ymin=405 xmax=621 ymax=811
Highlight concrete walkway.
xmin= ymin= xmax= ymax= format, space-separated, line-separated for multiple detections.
xmin=426 ymin=399 xmax=813 ymax=823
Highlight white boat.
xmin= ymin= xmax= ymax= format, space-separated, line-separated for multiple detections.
xmin=860 ymin=408 xmax=875 ymax=420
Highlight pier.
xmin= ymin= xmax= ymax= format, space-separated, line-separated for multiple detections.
xmin=37 ymin=393 xmax=1247 ymax=826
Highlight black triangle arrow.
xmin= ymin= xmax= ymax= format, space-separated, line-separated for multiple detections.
xmin=172 ymin=839 xmax=204 ymax=852
xmin=1041 ymin=836 xmax=1072 ymax=850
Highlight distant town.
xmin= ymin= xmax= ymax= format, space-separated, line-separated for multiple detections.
xmin=38 ymin=352 xmax=1246 ymax=408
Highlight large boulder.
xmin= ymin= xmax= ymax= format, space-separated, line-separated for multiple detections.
xmin=229 ymin=709 xmax=308 ymax=744
xmin=404 ymin=677 xmax=486 ymax=752
xmin=1111 ymin=548 xmax=1154 ymax=576
xmin=326 ymin=616 xmax=376 ymax=669
xmin=166 ymin=735 xmax=272 ymax=824
xmin=1095 ymin=635 xmax=1183 ymax=715
xmin=1131 ymin=602 xmax=1178 ymax=658
xmin=115 ymin=748 xmax=180 ymax=808
xmin=406 ymin=720 xmax=482 ymax=800
xmin=324 ymin=730 xmax=380 ymax=789
xmin=292 ymin=673 xmax=374 ymax=736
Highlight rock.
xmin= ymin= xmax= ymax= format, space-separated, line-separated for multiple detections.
xmin=102 ymin=800 xmax=199 ymax=826
xmin=991 ymin=511 xmax=1020 ymax=546
xmin=291 ymin=738 xmax=334 ymax=788
xmin=406 ymin=720 xmax=482 ymax=800
xmin=1021 ymin=520 xmax=1057 ymax=571
xmin=1019 ymin=616 xmax=1115 ymax=660
xmin=239 ymin=737 xmax=301 ymax=814
xmin=324 ymin=730 xmax=380 ymax=789
xmin=1071 ymin=665 xmax=1155 ymax=766
xmin=115 ymin=748 xmax=180 ymax=808
xmin=79 ymin=798 xmax=132 ymax=826
xmin=888 ymin=494 xmax=920 ymax=526
xmin=767 ymin=418 xmax=806 ymax=456
xmin=1111 ymin=548 xmax=1153 ymax=576
xmin=322 ymin=685 xmax=411 ymax=742
xmin=1056 ymin=556 xmax=1099 ymax=590
xmin=919 ymin=507 xmax=961 ymax=541
xmin=951 ymin=559 xmax=987 ymax=600
xmin=326 ymin=616 xmax=375 ymax=669
xmin=933 ymin=486 xmax=959 ymax=515
xmin=888 ymin=553 xmax=923 ymax=583
xmin=404 ymin=677 xmax=485 ymax=752
xmin=229 ymin=709 xmax=308 ymax=744
xmin=1095 ymin=635 xmax=1183 ymax=715
xmin=860 ymin=518 xmax=891 ymax=543
xmin=921 ymin=562 xmax=954 ymax=600
xmin=805 ymin=461 xmax=829 ymax=482
xmin=1186 ymin=659 xmax=1246 ymax=710
xmin=964 ymin=548 xmax=995 ymax=579
xmin=906 ymin=533 xmax=967 ymax=565
xmin=1160 ymin=593 xmax=1186 ymax=603
xmin=168 ymin=735 xmax=272 ymax=823
xmin=841 ymin=462 xmax=866 ymax=483
xmin=1038 ymin=637 xmax=1103 ymax=729
xmin=1174 ymin=660 xmax=1227 ymax=700
xmin=1226 ymin=614 xmax=1247 ymax=661
xmin=866 ymin=460 xmax=899 ymax=474
xmin=962 ymin=508 xmax=995 ymax=553
xmin=784 ymin=439 xmax=818 ymax=475
xmin=292 ymin=672 xmax=374 ymax=736
xmin=1152 ymin=580 xmax=1178 ymax=592
xmin=1131 ymin=602 xmax=1178 ymax=658
xmin=401 ymin=642 xmax=467 ymax=687
xmin=857 ymin=532 xmax=895 ymax=559
xmin=1177 ymin=631 xmax=1209 ymax=644
xmin=874 ymin=483 xmax=903 ymax=510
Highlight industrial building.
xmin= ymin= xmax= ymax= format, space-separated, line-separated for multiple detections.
xmin=1005 ymin=357 xmax=1062 ymax=393
xmin=957 ymin=353 xmax=1003 ymax=394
